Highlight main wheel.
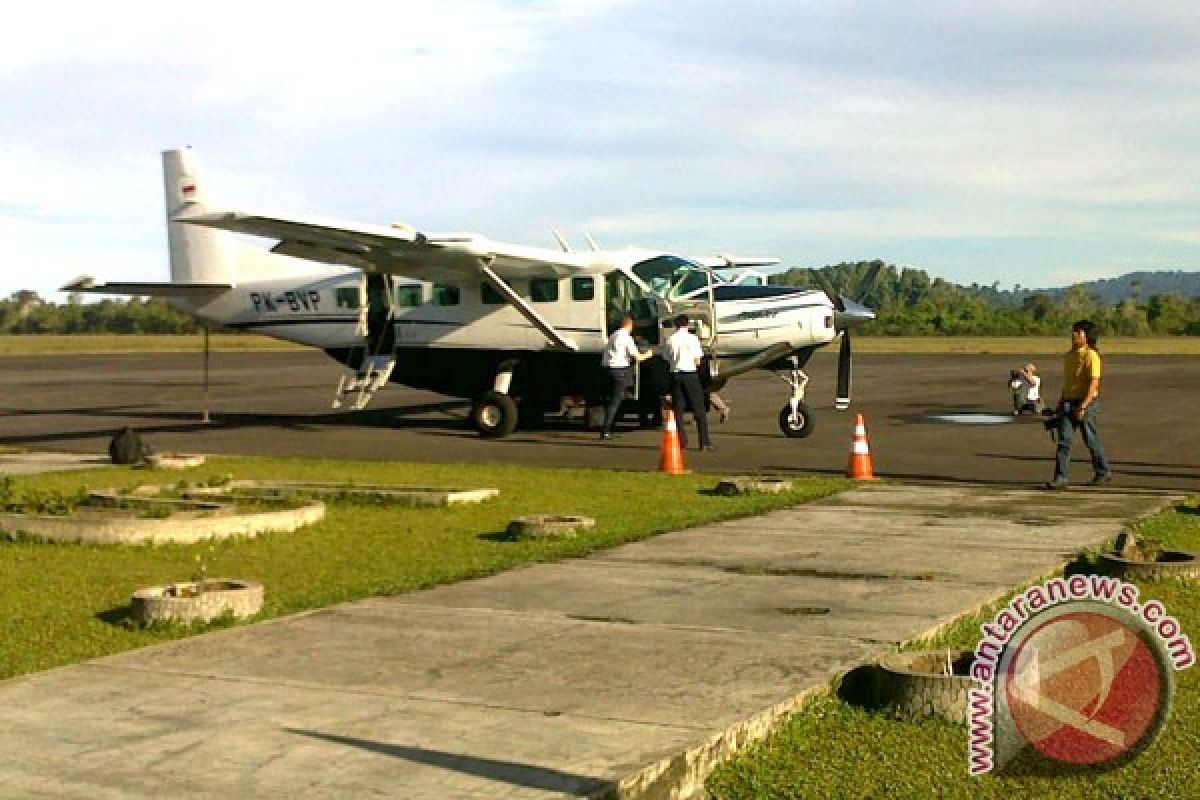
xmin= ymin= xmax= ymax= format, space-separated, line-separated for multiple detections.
xmin=778 ymin=401 xmax=816 ymax=438
xmin=474 ymin=391 xmax=519 ymax=438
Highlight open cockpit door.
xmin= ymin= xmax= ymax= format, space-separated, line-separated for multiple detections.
xmin=628 ymin=256 xmax=718 ymax=348
xmin=333 ymin=272 xmax=396 ymax=410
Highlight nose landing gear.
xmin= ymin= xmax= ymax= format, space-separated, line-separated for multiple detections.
xmin=777 ymin=356 xmax=815 ymax=438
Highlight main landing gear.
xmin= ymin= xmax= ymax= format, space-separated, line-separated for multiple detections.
xmin=777 ymin=356 xmax=816 ymax=438
xmin=472 ymin=359 xmax=519 ymax=438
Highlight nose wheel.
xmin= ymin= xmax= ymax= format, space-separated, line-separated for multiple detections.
xmin=778 ymin=400 xmax=815 ymax=438
xmin=776 ymin=358 xmax=816 ymax=438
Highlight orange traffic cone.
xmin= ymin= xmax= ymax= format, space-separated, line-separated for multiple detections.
xmin=846 ymin=413 xmax=877 ymax=480
xmin=658 ymin=404 xmax=688 ymax=475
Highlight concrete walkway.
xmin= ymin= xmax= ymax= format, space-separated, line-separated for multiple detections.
xmin=0 ymin=451 xmax=111 ymax=475
xmin=0 ymin=484 xmax=1176 ymax=799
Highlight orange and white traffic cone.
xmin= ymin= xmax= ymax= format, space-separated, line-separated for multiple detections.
xmin=846 ymin=413 xmax=877 ymax=480
xmin=658 ymin=403 xmax=688 ymax=475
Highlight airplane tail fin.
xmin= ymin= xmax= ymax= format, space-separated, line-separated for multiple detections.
xmin=164 ymin=148 xmax=237 ymax=285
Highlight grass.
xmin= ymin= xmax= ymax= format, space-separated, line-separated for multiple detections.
xmin=0 ymin=334 xmax=1197 ymax=356
xmin=0 ymin=333 xmax=303 ymax=355
xmin=851 ymin=336 xmax=1200 ymax=355
xmin=0 ymin=456 xmax=845 ymax=681
xmin=706 ymin=495 xmax=1200 ymax=800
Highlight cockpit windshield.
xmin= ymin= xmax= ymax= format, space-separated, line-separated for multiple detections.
xmin=631 ymin=255 xmax=710 ymax=299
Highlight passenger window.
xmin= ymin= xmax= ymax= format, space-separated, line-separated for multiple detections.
xmin=530 ymin=278 xmax=559 ymax=303
xmin=335 ymin=287 xmax=360 ymax=309
xmin=394 ymin=284 xmax=423 ymax=307
xmin=571 ymin=276 xmax=594 ymax=301
xmin=432 ymin=284 xmax=460 ymax=306
xmin=481 ymin=283 xmax=504 ymax=305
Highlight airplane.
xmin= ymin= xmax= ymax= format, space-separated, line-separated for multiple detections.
xmin=65 ymin=148 xmax=876 ymax=439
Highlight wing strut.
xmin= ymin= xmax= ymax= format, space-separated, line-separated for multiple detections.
xmin=478 ymin=263 xmax=578 ymax=351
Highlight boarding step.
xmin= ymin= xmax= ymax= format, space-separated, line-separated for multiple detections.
xmin=332 ymin=355 xmax=395 ymax=411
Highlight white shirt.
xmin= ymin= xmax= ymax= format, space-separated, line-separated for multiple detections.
xmin=601 ymin=328 xmax=641 ymax=368
xmin=1021 ymin=374 xmax=1041 ymax=404
xmin=665 ymin=328 xmax=704 ymax=373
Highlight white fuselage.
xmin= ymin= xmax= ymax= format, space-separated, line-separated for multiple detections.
xmin=183 ymin=265 xmax=837 ymax=363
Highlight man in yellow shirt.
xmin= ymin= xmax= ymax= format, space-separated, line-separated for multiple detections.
xmin=1045 ymin=320 xmax=1112 ymax=489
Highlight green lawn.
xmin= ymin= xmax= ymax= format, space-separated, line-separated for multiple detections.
xmin=707 ymin=496 xmax=1200 ymax=800
xmin=0 ymin=457 xmax=844 ymax=680
xmin=0 ymin=333 xmax=302 ymax=355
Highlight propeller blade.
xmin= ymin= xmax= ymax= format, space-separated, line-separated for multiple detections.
xmin=852 ymin=262 xmax=884 ymax=303
xmin=809 ymin=268 xmax=845 ymax=312
xmin=835 ymin=332 xmax=851 ymax=411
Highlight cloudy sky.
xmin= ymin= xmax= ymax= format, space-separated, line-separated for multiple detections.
xmin=2 ymin=0 xmax=1198 ymax=298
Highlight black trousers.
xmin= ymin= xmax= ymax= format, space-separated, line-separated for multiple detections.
xmin=601 ymin=367 xmax=635 ymax=434
xmin=670 ymin=371 xmax=711 ymax=448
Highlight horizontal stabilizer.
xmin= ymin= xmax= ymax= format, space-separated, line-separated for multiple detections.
xmin=60 ymin=277 xmax=232 ymax=299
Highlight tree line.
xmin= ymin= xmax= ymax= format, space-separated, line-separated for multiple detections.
xmin=2 ymin=264 xmax=1199 ymax=337
xmin=772 ymin=261 xmax=1200 ymax=336
xmin=0 ymin=291 xmax=199 ymax=334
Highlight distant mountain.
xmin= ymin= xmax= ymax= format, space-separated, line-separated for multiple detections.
xmin=1022 ymin=271 xmax=1200 ymax=304
xmin=771 ymin=262 xmax=1200 ymax=336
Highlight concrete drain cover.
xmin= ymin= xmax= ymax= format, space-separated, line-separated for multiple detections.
xmin=131 ymin=579 xmax=264 ymax=625
xmin=1100 ymin=549 xmax=1200 ymax=580
xmin=875 ymin=649 xmax=975 ymax=723
xmin=0 ymin=479 xmax=499 ymax=545
xmin=0 ymin=487 xmax=324 ymax=545
xmin=927 ymin=413 xmax=1015 ymax=425
xmin=145 ymin=453 xmax=207 ymax=470
xmin=716 ymin=477 xmax=794 ymax=495
xmin=506 ymin=514 xmax=595 ymax=539
xmin=188 ymin=480 xmax=499 ymax=507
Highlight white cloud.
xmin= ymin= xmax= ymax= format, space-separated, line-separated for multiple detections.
xmin=1 ymin=0 xmax=1198 ymax=297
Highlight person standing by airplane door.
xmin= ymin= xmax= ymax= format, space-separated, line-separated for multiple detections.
xmin=665 ymin=314 xmax=714 ymax=451
xmin=600 ymin=314 xmax=652 ymax=440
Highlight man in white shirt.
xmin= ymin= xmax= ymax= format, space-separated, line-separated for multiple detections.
xmin=600 ymin=314 xmax=652 ymax=439
xmin=664 ymin=314 xmax=713 ymax=450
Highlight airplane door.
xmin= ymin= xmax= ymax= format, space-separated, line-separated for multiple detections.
xmin=670 ymin=268 xmax=718 ymax=348
xmin=364 ymin=272 xmax=396 ymax=357
xmin=355 ymin=273 xmax=369 ymax=337
xmin=332 ymin=272 xmax=397 ymax=411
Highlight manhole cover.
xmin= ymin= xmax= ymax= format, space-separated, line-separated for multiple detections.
xmin=927 ymin=413 xmax=1015 ymax=425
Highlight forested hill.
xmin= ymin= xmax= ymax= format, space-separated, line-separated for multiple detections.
xmin=1035 ymin=271 xmax=1200 ymax=304
xmin=772 ymin=262 xmax=1200 ymax=336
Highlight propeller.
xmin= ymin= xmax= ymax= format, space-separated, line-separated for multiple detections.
xmin=836 ymin=329 xmax=852 ymax=411
xmin=808 ymin=266 xmax=880 ymax=411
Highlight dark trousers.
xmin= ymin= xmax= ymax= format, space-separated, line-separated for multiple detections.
xmin=601 ymin=367 xmax=635 ymax=434
xmin=1053 ymin=399 xmax=1110 ymax=483
xmin=670 ymin=371 xmax=711 ymax=449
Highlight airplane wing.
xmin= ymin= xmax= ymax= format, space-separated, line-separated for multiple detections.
xmin=179 ymin=211 xmax=608 ymax=351
xmin=179 ymin=211 xmax=610 ymax=282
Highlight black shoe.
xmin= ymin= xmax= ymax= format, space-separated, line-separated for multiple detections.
xmin=1042 ymin=481 xmax=1068 ymax=491
xmin=599 ymin=433 xmax=612 ymax=440
xmin=1089 ymin=472 xmax=1113 ymax=486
